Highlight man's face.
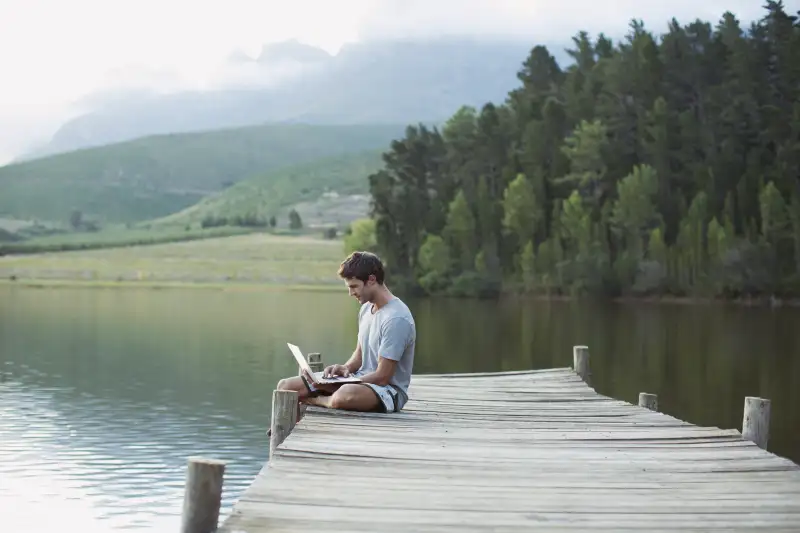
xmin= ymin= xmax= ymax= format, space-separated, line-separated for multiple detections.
xmin=344 ymin=277 xmax=373 ymax=304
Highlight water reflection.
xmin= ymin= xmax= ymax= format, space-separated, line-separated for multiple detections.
xmin=0 ymin=286 xmax=798 ymax=531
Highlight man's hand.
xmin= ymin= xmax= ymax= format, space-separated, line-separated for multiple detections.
xmin=323 ymin=364 xmax=351 ymax=378
xmin=301 ymin=368 xmax=339 ymax=394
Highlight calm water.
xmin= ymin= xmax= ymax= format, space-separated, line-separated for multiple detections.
xmin=1 ymin=285 xmax=799 ymax=531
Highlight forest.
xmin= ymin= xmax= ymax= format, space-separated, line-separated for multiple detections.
xmin=365 ymin=2 xmax=800 ymax=301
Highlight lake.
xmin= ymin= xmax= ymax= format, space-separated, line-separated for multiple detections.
xmin=1 ymin=285 xmax=798 ymax=531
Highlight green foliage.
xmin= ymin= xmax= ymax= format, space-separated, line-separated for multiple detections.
xmin=416 ymin=234 xmax=452 ymax=293
xmin=0 ymin=124 xmax=404 ymax=225
xmin=343 ymin=218 xmax=377 ymax=254
xmin=760 ymin=181 xmax=789 ymax=243
xmin=365 ymin=4 xmax=800 ymax=300
xmin=502 ymin=173 xmax=542 ymax=246
xmin=288 ymin=209 xmax=303 ymax=230
xmin=519 ymin=240 xmax=536 ymax=292
xmin=443 ymin=190 xmax=477 ymax=270
xmin=611 ymin=164 xmax=661 ymax=258
xmin=560 ymin=191 xmax=592 ymax=255
xmin=558 ymin=119 xmax=609 ymax=204
xmin=150 ymin=149 xmax=384 ymax=229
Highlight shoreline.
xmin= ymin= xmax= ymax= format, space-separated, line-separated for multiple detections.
xmin=501 ymin=291 xmax=800 ymax=308
xmin=3 ymin=277 xmax=799 ymax=307
xmin=0 ymin=277 xmax=342 ymax=292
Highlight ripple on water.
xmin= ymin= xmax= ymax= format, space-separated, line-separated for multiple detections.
xmin=0 ymin=379 xmax=267 ymax=531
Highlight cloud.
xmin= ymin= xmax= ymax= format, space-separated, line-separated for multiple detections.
xmin=355 ymin=0 xmax=766 ymax=43
xmin=0 ymin=0 xmax=774 ymax=164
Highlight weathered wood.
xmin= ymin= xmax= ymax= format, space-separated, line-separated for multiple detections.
xmin=299 ymin=352 xmax=323 ymax=373
xmin=307 ymin=352 xmax=324 ymax=373
xmin=742 ymin=396 xmax=771 ymax=450
xmin=639 ymin=392 xmax=658 ymax=411
xmin=573 ymin=345 xmax=591 ymax=385
xmin=270 ymin=390 xmax=298 ymax=459
xmin=181 ymin=456 xmax=225 ymax=533
xmin=219 ymin=365 xmax=800 ymax=532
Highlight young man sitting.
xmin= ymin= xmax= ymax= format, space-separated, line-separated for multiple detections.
xmin=277 ymin=251 xmax=416 ymax=414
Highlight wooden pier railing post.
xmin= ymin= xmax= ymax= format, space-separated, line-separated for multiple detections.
xmin=307 ymin=352 xmax=324 ymax=373
xmin=742 ymin=396 xmax=771 ymax=450
xmin=180 ymin=456 xmax=226 ymax=533
xmin=638 ymin=392 xmax=658 ymax=411
xmin=270 ymin=390 xmax=298 ymax=459
xmin=573 ymin=345 xmax=591 ymax=385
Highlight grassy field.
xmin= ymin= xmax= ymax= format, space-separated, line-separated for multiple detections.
xmin=0 ymin=233 xmax=346 ymax=287
xmin=0 ymin=226 xmax=255 ymax=255
xmin=0 ymin=123 xmax=403 ymax=225
xmin=149 ymin=149 xmax=382 ymax=229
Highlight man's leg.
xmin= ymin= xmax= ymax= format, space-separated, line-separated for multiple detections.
xmin=276 ymin=375 xmax=313 ymax=401
xmin=306 ymin=384 xmax=382 ymax=412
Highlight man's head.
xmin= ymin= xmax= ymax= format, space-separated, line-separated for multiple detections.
xmin=338 ymin=251 xmax=385 ymax=304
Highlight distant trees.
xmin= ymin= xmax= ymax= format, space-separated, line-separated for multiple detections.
xmin=366 ymin=3 xmax=800 ymax=300
xmin=69 ymin=209 xmax=100 ymax=232
xmin=70 ymin=209 xmax=83 ymax=230
xmin=289 ymin=209 xmax=303 ymax=230
xmin=199 ymin=209 xmax=305 ymax=231
xmin=201 ymin=212 xmax=270 ymax=229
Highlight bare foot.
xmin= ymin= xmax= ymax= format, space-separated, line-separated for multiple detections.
xmin=304 ymin=395 xmax=332 ymax=408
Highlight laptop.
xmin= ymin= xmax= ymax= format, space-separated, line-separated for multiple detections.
xmin=287 ymin=343 xmax=362 ymax=385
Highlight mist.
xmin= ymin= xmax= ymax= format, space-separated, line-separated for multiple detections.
xmin=0 ymin=0 xmax=770 ymax=164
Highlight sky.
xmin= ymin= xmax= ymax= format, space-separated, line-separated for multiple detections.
xmin=0 ymin=0 xmax=767 ymax=163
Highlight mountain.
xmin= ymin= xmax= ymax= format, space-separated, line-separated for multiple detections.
xmin=149 ymin=149 xmax=384 ymax=230
xmin=255 ymin=39 xmax=332 ymax=64
xmin=0 ymin=123 xmax=405 ymax=226
xmin=26 ymin=38 xmax=534 ymax=158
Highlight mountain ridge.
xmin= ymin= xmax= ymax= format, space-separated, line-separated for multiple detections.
xmin=25 ymin=37 xmax=540 ymax=159
xmin=0 ymin=123 xmax=407 ymax=225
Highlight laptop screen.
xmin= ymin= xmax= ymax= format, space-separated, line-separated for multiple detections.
xmin=287 ymin=342 xmax=312 ymax=373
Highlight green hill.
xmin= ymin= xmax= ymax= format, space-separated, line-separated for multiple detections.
xmin=0 ymin=123 xmax=405 ymax=226
xmin=150 ymin=149 xmax=384 ymax=229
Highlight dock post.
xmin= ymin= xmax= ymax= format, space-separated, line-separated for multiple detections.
xmin=180 ymin=456 xmax=226 ymax=533
xmin=270 ymin=390 xmax=298 ymax=459
xmin=308 ymin=352 xmax=324 ymax=373
xmin=573 ymin=345 xmax=591 ymax=385
xmin=742 ymin=396 xmax=771 ymax=450
xmin=638 ymin=393 xmax=658 ymax=411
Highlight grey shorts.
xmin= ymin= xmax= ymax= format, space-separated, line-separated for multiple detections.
xmin=362 ymin=383 xmax=406 ymax=413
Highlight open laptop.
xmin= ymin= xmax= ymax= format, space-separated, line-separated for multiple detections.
xmin=287 ymin=343 xmax=362 ymax=385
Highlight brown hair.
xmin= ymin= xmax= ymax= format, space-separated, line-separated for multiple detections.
xmin=338 ymin=251 xmax=385 ymax=284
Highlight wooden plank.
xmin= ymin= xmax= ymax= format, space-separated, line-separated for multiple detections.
xmin=218 ymin=366 xmax=800 ymax=532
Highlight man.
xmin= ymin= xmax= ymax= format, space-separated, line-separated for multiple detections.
xmin=277 ymin=251 xmax=416 ymax=414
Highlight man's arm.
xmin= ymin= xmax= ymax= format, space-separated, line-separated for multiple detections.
xmin=343 ymin=342 xmax=363 ymax=374
xmin=322 ymin=342 xmax=362 ymax=378
xmin=358 ymin=357 xmax=397 ymax=386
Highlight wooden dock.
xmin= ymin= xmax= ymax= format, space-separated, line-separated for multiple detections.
xmin=183 ymin=347 xmax=800 ymax=532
